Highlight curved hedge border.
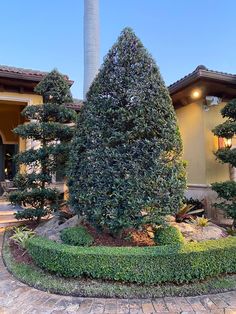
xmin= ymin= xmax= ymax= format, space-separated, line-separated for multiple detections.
xmin=27 ymin=236 xmax=236 ymax=285
xmin=2 ymin=231 xmax=236 ymax=298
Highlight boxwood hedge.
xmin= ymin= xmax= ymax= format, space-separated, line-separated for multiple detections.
xmin=27 ymin=236 xmax=236 ymax=285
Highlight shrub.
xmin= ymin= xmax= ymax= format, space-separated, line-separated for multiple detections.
xmin=176 ymin=204 xmax=204 ymax=223
xmin=60 ymin=226 xmax=94 ymax=246
xmin=212 ymin=181 xmax=236 ymax=228
xmin=27 ymin=236 xmax=236 ymax=285
xmin=10 ymin=226 xmax=35 ymax=249
xmin=212 ymin=99 xmax=236 ymax=228
xmin=14 ymin=208 xmax=48 ymax=221
xmin=68 ymin=28 xmax=186 ymax=235
xmin=183 ymin=197 xmax=204 ymax=210
xmin=9 ymin=70 xmax=77 ymax=222
xmin=191 ymin=216 xmax=210 ymax=227
xmin=154 ymin=225 xmax=184 ymax=245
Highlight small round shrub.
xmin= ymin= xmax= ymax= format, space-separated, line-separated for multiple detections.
xmin=60 ymin=226 xmax=94 ymax=246
xmin=154 ymin=225 xmax=185 ymax=245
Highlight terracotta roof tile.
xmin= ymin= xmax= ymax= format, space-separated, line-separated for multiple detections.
xmin=168 ymin=65 xmax=236 ymax=94
xmin=66 ymin=101 xmax=83 ymax=111
xmin=0 ymin=64 xmax=72 ymax=84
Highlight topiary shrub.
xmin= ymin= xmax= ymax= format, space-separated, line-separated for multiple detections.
xmin=68 ymin=27 xmax=186 ymax=235
xmin=154 ymin=225 xmax=184 ymax=245
xmin=60 ymin=226 xmax=94 ymax=246
xmin=9 ymin=69 xmax=77 ymax=222
xmin=212 ymin=99 xmax=236 ymax=229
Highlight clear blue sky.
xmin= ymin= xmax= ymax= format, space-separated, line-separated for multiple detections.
xmin=1 ymin=0 xmax=235 ymax=99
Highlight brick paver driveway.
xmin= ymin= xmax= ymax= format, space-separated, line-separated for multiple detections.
xmin=0 ymin=230 xmax=236 ymax=314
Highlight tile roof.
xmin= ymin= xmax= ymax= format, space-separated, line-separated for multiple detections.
xmin=168 ymin=65 xmax=236 ymax=94
xmin=66 ymin=101 xmax=83 ymax=111
xmin=0 ymin=64 xmax=73 ymax=84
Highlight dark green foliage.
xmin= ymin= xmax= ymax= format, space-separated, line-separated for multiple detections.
xmin=27 ymin=236 xmax=236 ymax=284
xmin=213 ymin=121 xmax=236 ymax=139
xmin=154 ymin=225 xmax=184 ymax=245
xmin=68 ymin=28 xmax=186 ymax=234
xmin=35 ymin=70 xmax=73 ymax=104
xmin=183 ymin=197 xmax=204 ymax=210
xmin=212 ymin=181 xmax=236 ymax=227
xmin=3 ymin=231 xmax=236 ymax=298
xmin=15 ymin=208 xmax=48 ymax=220
xmin=214 ymin=148 xmax=236 ymax=167
xmin=221 ymin=99 xmax=236 ymax=119
xmin=60 ymin=226 xmax=94 ymax=246
xmin=212 ymin=99 xmax=236 ymax=228
xmin=9 ymin=70 xmax=77 ymax=221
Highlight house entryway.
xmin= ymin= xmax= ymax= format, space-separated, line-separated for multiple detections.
xmin=0 ymin=136 xmax=18 ymax=196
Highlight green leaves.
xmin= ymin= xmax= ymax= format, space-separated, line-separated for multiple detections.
xmin=11 ymin=69 xmax=76 ymax=221
xmin=212 ymin=99 xmax=236 ymax=228
xmin=34 ymin=69 xmax=73 ymax=104
xmin=221 ymin=99 xmax=236 ymax=120
xmin=60 ymin=226 xmax=94 ymax=246
xmin=214 ymin=148 xmax=236 ymax=167
xmin=213 ymin=120 xmax=236 ymax=139
xmin=27 ymin=236 xmax=236 ymax=284
xmin=22 ymin=103 xmax=77 ymax=123
xmin=10 ymin=226 xmax=35 ymax=249
xmin=68 ymin=28 xmax=186 ymax=234
xmin=14 ymin=122 xmax=74 ymax=142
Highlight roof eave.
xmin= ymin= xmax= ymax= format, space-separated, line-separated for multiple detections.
xmin=169 ymin=70 xmax=236 ymax=95
xmin=0 ymin=71 xmax=74 ymax=86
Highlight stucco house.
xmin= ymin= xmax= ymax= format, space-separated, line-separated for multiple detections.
xmin=0 ymin=64 xmax=235 ymax=221
xmin=0 ymin=65 xmax=81 ymax=195
xmin=170 ymin=65 xmax=236 ymax=221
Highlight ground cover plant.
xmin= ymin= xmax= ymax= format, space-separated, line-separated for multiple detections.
xmin=9 ymin=70 xmax=77 ymax=221
xmin=60 ymin=226 xmax=94 ymax=246
xmin=212 ymin=99 xmax=236 ymax=229
xmin=68 ymin=27 xmax=186 ymax=236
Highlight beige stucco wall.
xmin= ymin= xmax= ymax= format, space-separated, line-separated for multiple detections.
xmin=203 ymin=102 xmax=229 ymax=184
xmin=176 ymin=102 xmax=206 ymax=184
xmin=176 ymin=101 xmax=230 ymax=185
xmin=0 ymin=91 xmax=43 ymax=152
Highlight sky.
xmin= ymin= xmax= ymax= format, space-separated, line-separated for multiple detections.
xmin=0 ymin=0 xmax=236 ymax=99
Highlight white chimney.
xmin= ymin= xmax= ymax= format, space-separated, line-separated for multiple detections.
xmin=83 ymin=0 xmax=100 ymax=99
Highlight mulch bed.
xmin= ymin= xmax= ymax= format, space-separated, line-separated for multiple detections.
xmin=83 ymin=222 xmax=155 ymax=247
xmin=9 ymin=239 xmax=33 ymax=265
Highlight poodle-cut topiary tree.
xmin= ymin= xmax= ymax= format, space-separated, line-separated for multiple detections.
xmin=212 ymin=99 xmax=236 ymax=229
xmin=68 ymin=28 xmax=186 ymax=235
xmin=9 ymin=69 xmax=77 ymax=222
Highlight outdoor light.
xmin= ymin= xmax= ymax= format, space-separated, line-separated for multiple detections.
xmin=191 ymin=89 xmax=201 ymax=99
xmin=218 ymin=137 xmax=232 ymax=149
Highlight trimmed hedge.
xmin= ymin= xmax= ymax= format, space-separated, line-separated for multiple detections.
xmin=27 ymin=236 xmax=236 ymax=285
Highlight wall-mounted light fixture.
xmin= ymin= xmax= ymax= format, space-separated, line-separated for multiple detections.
xmin=191 ymin=89 xmax=202 ymax=99
xmin=218 ymin=137 xmax=232 ymax=149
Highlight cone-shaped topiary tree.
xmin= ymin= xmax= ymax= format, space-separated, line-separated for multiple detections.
xmin=68 ymin=28 xmax=186 ymax=235
xmin=212 ymin=99 xmax=236 ymax=229
xmin=9 ymin=70 xmax=77 ymax=222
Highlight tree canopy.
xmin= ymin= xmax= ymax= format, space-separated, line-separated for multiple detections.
xmin=10 ymin=69 xmax=77 ymax=221
xmin=68 ymin=28 xmax=186 ymax=234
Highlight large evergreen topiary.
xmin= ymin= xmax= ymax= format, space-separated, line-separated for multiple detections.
xmin=212 ymin=99 xmax=236 ymax=228
xmin=9 ymin=70 xmax=77 ymax=222
xmin=68 ymin=28 xmax=186 ymax=235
